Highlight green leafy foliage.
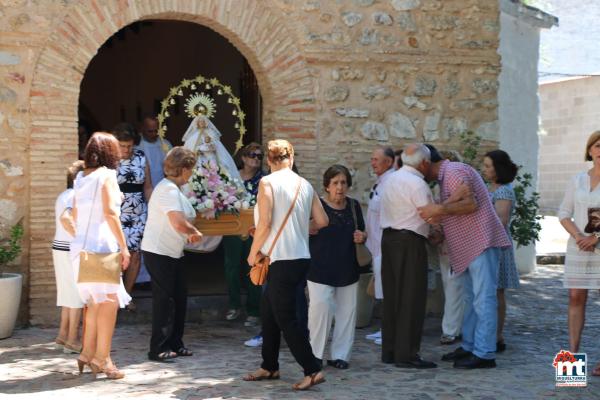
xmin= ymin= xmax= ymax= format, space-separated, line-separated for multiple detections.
xmin=458 ymin=132 xmax=541 ymax=248
xmin=510 ymin=172 xmax=542 ymax=247
xmin=0 ymin=223 xmax=24 ymax=269
xmin=459 ymin=131 xmax=481 ymax=168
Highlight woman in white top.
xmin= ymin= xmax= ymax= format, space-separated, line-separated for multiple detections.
xmin=52 ymin=160 xmax=85 ymax=353
xmin=141 ymin=147 xmax=203 ymax=362
xmin=69 ymin=132 xmax=131 ymax=379
xmin=559 ymin=130 xmax=600 ymax=376
xmin=243 ymin=139 xmax=329 ymax=391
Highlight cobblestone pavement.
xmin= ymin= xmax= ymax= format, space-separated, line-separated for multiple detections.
xmin=1 ymin=265 xmax=600 ymax=399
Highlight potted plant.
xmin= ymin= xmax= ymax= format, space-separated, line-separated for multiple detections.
xmin=0 ymin=223 xmax=24 ymax=339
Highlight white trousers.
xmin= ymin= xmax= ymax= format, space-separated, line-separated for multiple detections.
xmin=439 ymin=254 xmax=465 ymax=337
xmin=307 ymin=280 xmax=358 ymax=361
xmin=372 ymin=254 xmax=384 ymax=299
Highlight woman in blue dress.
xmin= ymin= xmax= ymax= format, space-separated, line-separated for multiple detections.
xmin=482 ymin=150 xmax=520 ymax=353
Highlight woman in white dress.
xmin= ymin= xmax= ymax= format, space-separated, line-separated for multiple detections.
xmin=52 ymin=160 xmax=85 ymax=353
xmin=69 ymin=132 xmax=131 ymax=379
xmin=559 ymin=130 xmax=600 ymax=376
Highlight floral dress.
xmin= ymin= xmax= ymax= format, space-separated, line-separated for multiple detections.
xmin=117 ymin=149 xmax=148 ymax=251
xmin=491 ymin=184 xmax=520 ymax=289
xmin=244 ymin=169 xmax=265 ymax=205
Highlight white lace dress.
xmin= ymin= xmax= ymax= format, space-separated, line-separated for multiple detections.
xmin=559 ymin=171 xmax=600 ymax=289
xmin=70 ymin=167 xmax=131 ymax=307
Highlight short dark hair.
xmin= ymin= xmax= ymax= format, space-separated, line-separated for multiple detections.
xmin=112 ymin=122 xmax=140 ymax=145
xmin=394 ymin=149 xmax=403 ymax=169
xmin=83 ymin=132 xmax=121 ymax=170
xmin=66 ymin=160 xmax=85 ymax=189
xmin=381 ymin=146 xmax=394 ymax=161
xmin=424 ymin=144 xmax=443 ymax=163
xmin=323 ymin=164 xmax=352 ymax=188
xmin=484 ymin=150 xmax=518 ymax=184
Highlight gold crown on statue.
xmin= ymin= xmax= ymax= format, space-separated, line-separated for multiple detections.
xmin=185 ymin=93 xmax=216 ymax=119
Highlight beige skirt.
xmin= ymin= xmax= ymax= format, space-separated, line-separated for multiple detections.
xmin=52 ymin=249 xmax=84 ymax=308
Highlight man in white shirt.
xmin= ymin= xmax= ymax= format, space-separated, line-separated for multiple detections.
xmin=136 ymin=116 xmax=173 ymax=285
xmin=364 ymin=146 xmax=394 ymax=344
xmin=137 ymin=116 xmax=173 ymax=189
xmin=379 ymin=143 xmax=436 ymax=369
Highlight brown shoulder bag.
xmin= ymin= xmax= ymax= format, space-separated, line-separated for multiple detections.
xmin=249 ymin=177 xmax=302 ymax=286
xmin=350 ymin=198 xmax=372 ymax=267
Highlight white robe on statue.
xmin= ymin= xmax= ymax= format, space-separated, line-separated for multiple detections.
xmin=181 ymin=115 xmax=242 ymax=252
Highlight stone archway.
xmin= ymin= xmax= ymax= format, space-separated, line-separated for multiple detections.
xmin=28 ymin=0 xmax=316 ymax=324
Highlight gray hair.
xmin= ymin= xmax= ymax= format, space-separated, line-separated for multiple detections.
xmin=401 ymin=144 xmax=431 ymax=168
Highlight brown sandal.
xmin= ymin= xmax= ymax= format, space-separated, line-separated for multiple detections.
xmin=292 ymin=371 xmax=325 ymax=390
xmin=242 ymin=368 xmax=280 ymax=381
xmin=90 ymin=359 xmax=125 ymax=380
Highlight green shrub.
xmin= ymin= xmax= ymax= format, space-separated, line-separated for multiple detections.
xmin=0 ymin=223 xmax=24 ymax=270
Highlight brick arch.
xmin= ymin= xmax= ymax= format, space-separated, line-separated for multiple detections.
xmin=27 ymin=0 xmax=316 ymax=324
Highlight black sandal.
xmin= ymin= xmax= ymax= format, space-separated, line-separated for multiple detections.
xmin=496 ymin=341 xmax=506 ymax=353
xmin=327 ymin=359 xmax=349 ymax=369
xmin=175 ymin=347 xmax=193 ymax=357
xmin=148 ymin=351 xmax=178 ymax=362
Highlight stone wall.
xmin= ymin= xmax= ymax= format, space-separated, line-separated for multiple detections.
xmin=0 ymin=0 xmax=501 ymax=325
xmin=538 ymin=76 xmax=600 ymax=215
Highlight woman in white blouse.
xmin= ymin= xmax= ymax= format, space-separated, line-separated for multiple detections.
xmin=243 ymin=140 xmax=329 ymax=391
xmin=559 ymin=130 xmax=600 ymax=376
xmin=141 ymin=147 xmax=203 ymax=362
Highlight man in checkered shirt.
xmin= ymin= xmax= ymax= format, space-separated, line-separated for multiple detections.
xmin=418 ymin=145 xmax=510 ymax=369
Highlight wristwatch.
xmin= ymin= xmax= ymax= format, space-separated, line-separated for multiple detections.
xmin=593 ymin=232 xmax=600 ymax=239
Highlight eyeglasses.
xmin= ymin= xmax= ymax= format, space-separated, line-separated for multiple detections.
xmin=246 ymin=152 xmax=263 ymax=160
xmin=369 ymin=184 xmax=378 ymax=199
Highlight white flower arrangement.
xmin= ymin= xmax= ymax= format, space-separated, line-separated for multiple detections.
xmin=183 ymin=159 xmax=252 ymax=219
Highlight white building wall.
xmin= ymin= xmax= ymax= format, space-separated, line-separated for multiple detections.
xmin=498 ymin=3 xmax=548 ymax=273
xmin=538 ymin=76 xmax=600 ymax=214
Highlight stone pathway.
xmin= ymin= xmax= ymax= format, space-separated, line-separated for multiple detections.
xmin=1 ymin=265 xmax=600 ymax=399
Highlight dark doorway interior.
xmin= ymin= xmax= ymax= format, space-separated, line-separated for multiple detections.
xmin=78 ymin=20 xmax=262 ymax=297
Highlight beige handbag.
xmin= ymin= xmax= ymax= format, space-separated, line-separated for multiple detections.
xmin=77 ymin=173 xmax=122 ymax=284
xmin=350 ymin=198 xmax=372 ymax=267
xmin=249 ymin=177 xmax=301 ymax=286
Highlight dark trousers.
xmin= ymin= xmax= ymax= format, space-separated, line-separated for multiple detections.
xmin=223 ymin=236 xmax=261 ymax=317
xmin=296 ymin=275 xmax=309 ymax=340
xmin=381 ymin=229 xmax=428 ymax=363
xmin=261 ymin=259 xmax=320 ymax=376
xmin=143 ymin=251 xmax=188 ymax=355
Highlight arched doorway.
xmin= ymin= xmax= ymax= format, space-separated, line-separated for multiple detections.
xmin=79 ymin=19 xmax=261 ymax=151
xmin=28 ymin=0 xmax=317 ymax=324
xmin=78 ymin=20 xmax=263 ymax=298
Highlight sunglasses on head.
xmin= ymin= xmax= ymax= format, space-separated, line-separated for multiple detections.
xmin=246 ymin=152 xmax=263 ymax=160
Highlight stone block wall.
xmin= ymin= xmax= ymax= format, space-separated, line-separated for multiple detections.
xmin=0 ymin=0 xmax=501 ymax=325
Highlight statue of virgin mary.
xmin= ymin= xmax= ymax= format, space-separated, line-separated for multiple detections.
xmin=182 ymin=115 xmax=243 ymax=183
xmin=181 ymin=115 xmax=245 ymax=252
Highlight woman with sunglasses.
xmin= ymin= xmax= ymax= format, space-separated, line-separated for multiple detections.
xmin=223 ymin=143 xmax=266 ymax=325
